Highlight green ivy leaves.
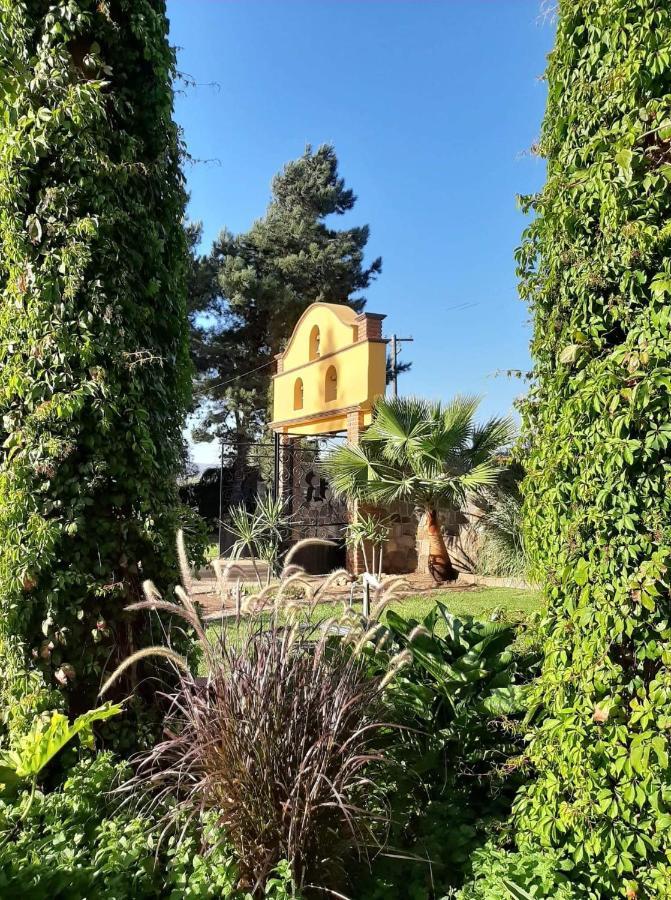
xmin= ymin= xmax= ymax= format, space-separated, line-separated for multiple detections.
xmin=0 ymin=1 xmax=192 ymax=733
xmin=493 ymin=0 xmax=671 ymax=896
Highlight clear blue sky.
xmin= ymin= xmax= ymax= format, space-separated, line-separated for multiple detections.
xmin=166 ymin=1 xmax=554 ymax=464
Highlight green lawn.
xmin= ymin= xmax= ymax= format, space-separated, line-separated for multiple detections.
xmin=207 ymin=587 xmax=541 ymax=645
xmin=201 ymin=587 xmax=542 ymax=673
xmin=386 ymin=587 xmax=541 ymax=624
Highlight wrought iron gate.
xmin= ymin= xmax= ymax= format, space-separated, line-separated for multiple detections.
xmin=274 ymin=432 xmax=348 ymax=539
xmin=182 ymin=433 xmax=349 ymax=569
xmin=274 ymin=431 xmax=349 ymax=572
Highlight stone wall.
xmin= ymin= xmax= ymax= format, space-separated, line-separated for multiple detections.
xmin=348 ymin=501 xmax=493 ymax=578
xmin=382 ymin=505 xmax=418 ymax=574
xmin=379 ymin=502 xmax=485 ymax=577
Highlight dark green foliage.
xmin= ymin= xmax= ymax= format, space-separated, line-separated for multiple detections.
xmin=479 ymin=1 xmax=671 ymax=896
xmin=0 ymin=2 xmax=192 ymax=721
xmin=188 ymin=144 xmax=381 ymax=447
xmin=476 ymin=463 xmax=528 ymax=579
xmin=358 ymin=605 xmax=539 ymax=897
xmin=0 ymin=753 xmax=296 ymax=899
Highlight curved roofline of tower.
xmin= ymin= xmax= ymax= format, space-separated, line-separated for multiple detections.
xmin=278 ymin=302 xmax=359 ymax=360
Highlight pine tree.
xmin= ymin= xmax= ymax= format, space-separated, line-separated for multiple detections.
xmin=0 ymin=1 xmax=191 ymax=729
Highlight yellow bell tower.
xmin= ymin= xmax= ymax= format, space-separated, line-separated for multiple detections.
xmin=270 ymin=302 xmax=387 ymax=440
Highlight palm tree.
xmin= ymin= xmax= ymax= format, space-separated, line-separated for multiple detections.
xmin=322 ymin=396 xmax=515 ymax=582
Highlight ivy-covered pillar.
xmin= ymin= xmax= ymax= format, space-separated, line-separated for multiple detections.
xmin=0 ymin=1 xmax=191 ymax=731
xmin=485 ymin=1 xmax=671 ymax=897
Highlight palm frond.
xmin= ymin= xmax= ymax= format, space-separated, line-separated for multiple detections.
xmin=320 ymin=443 xmax=378 ymax=499
xmin=438 ymin=394 xmax=481 ymax=450
xmin=322 ymin=394 xmax=515 ymax=528
xmin=469 ymin=416 xmax=516 ymax=462
xmin=363 ymin=396 xmax=432 ymax=465
xmin=459 ymin=460 xmax=500 ymax=490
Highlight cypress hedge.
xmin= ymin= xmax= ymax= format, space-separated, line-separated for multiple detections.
xmin=0 ymin=1 xmax=191 ymax=733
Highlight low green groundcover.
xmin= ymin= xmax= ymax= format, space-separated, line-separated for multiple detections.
xmin=0 ymin=754 xmax=295 ymax=900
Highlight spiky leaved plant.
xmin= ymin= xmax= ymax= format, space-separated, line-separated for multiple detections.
xmin=476 ymin=489 xmax=528 ymax=579
xmin=345 ymin=512 xmax=391 ymax=578
xmin=224 ymin=494 xmax=293 ymax=587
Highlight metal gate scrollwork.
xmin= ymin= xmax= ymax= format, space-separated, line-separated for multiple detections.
xmin=275 ymin=432 xmax=349 ymax=544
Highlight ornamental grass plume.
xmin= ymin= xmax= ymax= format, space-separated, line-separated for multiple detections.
xmin=101 ymin=533 xmax=405 ymax=896
xmin=127 ymin=619 xmax=387 ymax=894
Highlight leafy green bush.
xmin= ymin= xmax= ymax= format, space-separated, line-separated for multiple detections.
xmin=479 ymin=0 xmax=671 ymax=896
xmin=357 ymin=605 xmax=540 ymax=897
xmin=458 ymin=845 xmax=577 ymax=900
xmin=0 ymin=702 xmax=121 ymax=810
xmin=0 ymin=0 xmax=192 ymax=725
xmin=0 ymin=753 xmax=297 ymax=899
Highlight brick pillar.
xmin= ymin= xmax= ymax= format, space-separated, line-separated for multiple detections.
xmin=345 ymin=408 xmax=367 ymax=575
xmin=346 ymin=408 xmax=364 ymax=444
xmin=355 ymin=312 xmax=385 ymax=342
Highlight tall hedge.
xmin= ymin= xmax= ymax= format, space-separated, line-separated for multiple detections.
xmin=0 ymin=1 xmax=191 ymax=729
xmin=507 ymin=1 xmax=671 ymax=896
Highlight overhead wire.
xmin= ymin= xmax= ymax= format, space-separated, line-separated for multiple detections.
xmin=202 ymin=302 xmax=482 ymax=390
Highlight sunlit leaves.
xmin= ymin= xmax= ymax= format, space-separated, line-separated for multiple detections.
xmin=498 ymin=0 xmax=671 ymax=896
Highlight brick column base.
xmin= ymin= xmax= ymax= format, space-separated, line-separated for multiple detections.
xmin=345 ymin=410 xmax=367 ymax=576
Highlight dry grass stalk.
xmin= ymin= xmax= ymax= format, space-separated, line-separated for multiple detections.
xmin=407 ymin=624 xmax=432 ymax=643
xmin=99 ymin=646 xmax=190 ymax=698
xmin=275 ymin=572 xmax=314 ymax=603
xmin=213 ymin=558 xmax=248 ymax=599
xmin=312 ymin=567 xmax=352 ymax=601
xmin=379 ymin=649 xmax=413 ymax=690
xmin=279 ymin=563 xmax=307 ymax=581
xmin=176 ymin=530 xmax=194 ymax=595
xmin=283 ymin=537 xmax=336 ymax=567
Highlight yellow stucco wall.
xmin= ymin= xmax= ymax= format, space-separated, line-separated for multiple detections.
xmin=282 ymin=303 xmax=359 ymax=370
xmin=271 ymin=303 xmax=386 ymax=435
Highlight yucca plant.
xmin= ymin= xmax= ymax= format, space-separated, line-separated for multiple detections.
xmin=101 ymin=532 xmax=412 ymax=896
xmin=225 ymin=494 xmax=292 ymax=586
xmin=345 ymin=512 xmax=391 ymax=578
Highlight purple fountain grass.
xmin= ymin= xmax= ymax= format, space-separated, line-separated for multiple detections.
xmin=98 ymin=531 xmax=418 ymax=895
xmin=123 ymin=618 xmax=389 ymax=894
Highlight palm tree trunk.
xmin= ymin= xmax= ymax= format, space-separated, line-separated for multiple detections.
xmin=426 ymin=507 xmax=458 ymax=582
